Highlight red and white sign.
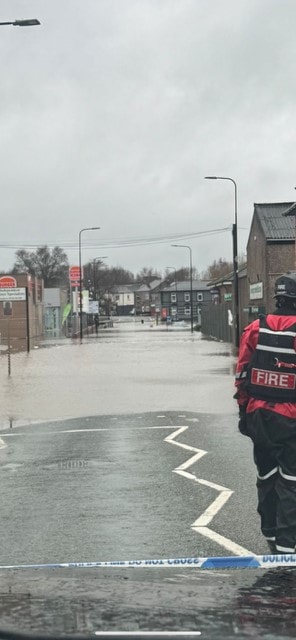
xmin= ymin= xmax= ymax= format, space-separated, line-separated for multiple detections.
xmin=0 ymin=276 xmax=17 ymax=288
xmin=69 ymin=266 xmax=82 ymax=282
xmin=251 ymin=368 xmax=296 ymax=390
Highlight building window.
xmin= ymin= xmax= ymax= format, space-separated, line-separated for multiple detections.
xmin=197 ymin=293 xmax=203 ymax=302
xmin=3 ymin=302 xmax=12 ymax=316
xmin=37 ymin=284 xmax=43 ymax=302
xmin=185 ymin=307 xmax=191 ymax=315
xmin=171 ymin=306 xmax=177 ymax=316
xmin=171 ymin=293 xmax=177 ymax=303
xmin=184 ymin=292 xmax=190 ymax=302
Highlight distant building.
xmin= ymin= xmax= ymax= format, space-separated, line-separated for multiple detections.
xmin=160 ymin=280 xmax=213 ymax=324
xmin=134 ymin=279 xmax=162 ymax=315
xmin=44 ymin=288 xmax=68 ymax=335
xmin=111 ymin=284 xmax=137 ymax=315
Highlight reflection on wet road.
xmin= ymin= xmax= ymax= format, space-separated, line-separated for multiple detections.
xmin=0 ymin=566 xmax=295 ymax=638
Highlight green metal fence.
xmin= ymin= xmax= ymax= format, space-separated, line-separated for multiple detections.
xmin=201 ymin=302 xmax=233 ymax=343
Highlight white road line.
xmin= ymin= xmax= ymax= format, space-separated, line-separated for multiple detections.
xmin=164 ymin=426 xmax=253 ymax=556
xmin=0 ymin=425 xmax=184 ymax=437
xmin=192 ymin=526 xmax=253 ymax=557
xmin=192 ymin=491 xmax=233 ymax=527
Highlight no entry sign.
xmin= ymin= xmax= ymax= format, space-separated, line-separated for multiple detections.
xmin=69 ymin=266 xmax=82 ymax=282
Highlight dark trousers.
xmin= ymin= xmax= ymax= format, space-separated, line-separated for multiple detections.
xmin=246 ymin=408 xmax=296 ymax=553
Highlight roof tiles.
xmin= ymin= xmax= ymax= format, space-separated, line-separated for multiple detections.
xmin=254 ymin=202 xmax=295 ymax=240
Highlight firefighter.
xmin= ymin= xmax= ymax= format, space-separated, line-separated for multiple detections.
xmin=235 ymin=272 xmax=296 ymax=554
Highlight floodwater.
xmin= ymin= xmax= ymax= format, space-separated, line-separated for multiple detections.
xmin=0 ymin=318 xmax=236 ymax=429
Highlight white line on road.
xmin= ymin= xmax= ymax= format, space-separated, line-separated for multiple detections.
xmin=164 ymin=426 xmax=253 ymax=557
xmin=192 ymin=490 xmax=233 ymax=527
xmin=0 ymin=425 xmax=185 ymax=438
xmin=192 ymin=526 xmax=253 ymax=556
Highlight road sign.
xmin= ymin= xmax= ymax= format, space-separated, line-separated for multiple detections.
xmin=69 ymin=266 xmax=82 ymax=282
xmin=82 ymin=290 xmax=89 ymax=313
xmin=0 ymin=287 xmax=26 ymax=301
xmin=0 ymin=276 xmax=17 ymax=288
xmin=88 ymin=300 xmax=99 ymax=314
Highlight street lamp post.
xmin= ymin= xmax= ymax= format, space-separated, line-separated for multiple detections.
xmin=166 ymin=266 xmax=178 ymax=320
xmin=204 ymin=176 xmax=239 ymax=349
xmin=171 ymin=245 xmax=194 ymax=333
xmin=0 ymin=19 xmax=40 ymax=27
xmin=79 ymin=227 xmax=100 ymax=342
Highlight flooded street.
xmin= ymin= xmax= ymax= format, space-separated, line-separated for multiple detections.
xmin=0 ymin=321 xmax=294 ymax=639
xmin=0 ymin=320 xmax=236 ymax=428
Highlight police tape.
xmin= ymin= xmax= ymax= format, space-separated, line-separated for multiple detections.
xmin=0 ymin=554 xmax=296 ymax=570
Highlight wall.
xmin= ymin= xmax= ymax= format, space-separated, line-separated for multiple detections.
xmin=266 ymin=241 xmax=294 ymax=312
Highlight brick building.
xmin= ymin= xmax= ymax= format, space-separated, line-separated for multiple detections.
xmin=247 ymin=203 xmax=295 ymax=320
xmin=0 ymin=274 xmax=44 ymax=351
xmin=201 ymin=202 xmax=296 ymax=345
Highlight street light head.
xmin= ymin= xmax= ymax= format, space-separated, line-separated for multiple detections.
xmin=14 ymin=19 xmax=40 ymax=26
xmin=204 ymin=176 xmax=217 ymax=180
xmin=172 ymin=244 xmax=191 ymax=251
xmin=91 ymin=226 xmax=100 ymax=230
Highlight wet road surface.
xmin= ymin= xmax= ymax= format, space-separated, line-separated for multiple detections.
xmin=0 ymin=565 xmax=294 ymax=638
xmin=0 ymin=321 xmax=294 ymax=637
xmin=0 ymin=411 xmax=261 ymax=563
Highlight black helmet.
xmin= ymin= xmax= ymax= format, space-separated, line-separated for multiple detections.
xmin=274 ymin=272 xmax=296 ymax=298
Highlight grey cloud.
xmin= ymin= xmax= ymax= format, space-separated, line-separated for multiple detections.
xmin=0 ymin=0 xmax=295 ymax=274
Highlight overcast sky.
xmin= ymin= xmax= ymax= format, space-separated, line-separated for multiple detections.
xmin=0 ymin=0 xmax=295 ymax=277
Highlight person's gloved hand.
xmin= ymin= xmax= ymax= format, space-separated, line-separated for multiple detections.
xmin=238 ymin=405 xmax=248 ymax=435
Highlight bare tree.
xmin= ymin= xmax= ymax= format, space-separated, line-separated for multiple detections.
xmin=13 ymin=246 xmax=69 ymax=287
xmin=201 ymin=258 xmax=233 ymax=281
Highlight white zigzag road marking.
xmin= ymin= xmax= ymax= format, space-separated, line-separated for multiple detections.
xmin=164 ymin=426 xmax=253 ymax=556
